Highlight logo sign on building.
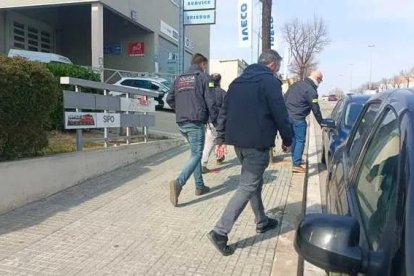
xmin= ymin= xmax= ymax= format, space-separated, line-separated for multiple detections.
xmin=184 ymin=0 xmax=216 ymax=11
xmin=238 ymin=0 xmax=252 ymax=48
xmin=104 ymin=43 xmax=122 ymax=55
xmin=160 ymin=20 xmax=195 ymax=48
xmin=120 ymin=97 xmax=156 ymax=113
xmin=128 ymin=42 xmax=145 ymax=57
xmin=65 ymin=112 xmax=97 ymax=129
xmin=270 ymin=17 xmax=275 ymax=48
xmin=184 ymin=10 xmax=216 ymax=25
xmin=96 ymin=113 xmax=120 ymax=128
xmin=161 ymin=20 xmax=179 ymax=42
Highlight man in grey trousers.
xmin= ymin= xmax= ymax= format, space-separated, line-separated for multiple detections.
xmin=208 ymin=50 xmax=293 ymax=256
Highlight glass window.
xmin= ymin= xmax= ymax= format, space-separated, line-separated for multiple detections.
xmin=354 ymin=109 xmax=400 ymax=250
xmin=344 ymin=102 xmax=364 ymax=128
xmin=330 ymin=100 xmax=343 ymax=123
xmin=348 ymin=103 xmax=380 ymax=161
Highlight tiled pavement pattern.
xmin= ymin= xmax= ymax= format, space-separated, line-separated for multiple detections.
xmin=0 ymin=140 xmax=299 ymax=276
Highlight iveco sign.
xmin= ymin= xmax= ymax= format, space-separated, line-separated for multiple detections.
xmin=238 ymin=0 xmax=252 ymax=48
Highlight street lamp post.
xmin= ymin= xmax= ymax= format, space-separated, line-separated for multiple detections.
xmin=368 ymin=44 xmax=375 ymax=89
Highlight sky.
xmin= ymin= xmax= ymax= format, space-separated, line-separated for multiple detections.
xmin=209 ymin=0 xmax=414 ymax=95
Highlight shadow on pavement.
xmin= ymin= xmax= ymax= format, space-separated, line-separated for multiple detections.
xmin=232 ymin=203 xmax=322 ymax=251
xmin=0 ymin=144 xmax=188 ymax=235
xmin=178 ymin=168 xmax=279 ymax=208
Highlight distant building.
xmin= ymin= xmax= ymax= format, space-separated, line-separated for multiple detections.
xmin=209 ymin=59 xmax=248 ymax=91
xmin=0 ymin=0 xmax=210 ymax=77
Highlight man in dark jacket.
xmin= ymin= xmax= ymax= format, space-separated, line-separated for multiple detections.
xmin=167 ymin=53 xmax=218 ymax=207
xmin=284 ymin=70 xmax=324 ymax=173
xmin=207 ymin=50 xmax=293 ymax=256
xmin=201 ymin=73 xmax=226 ymax=173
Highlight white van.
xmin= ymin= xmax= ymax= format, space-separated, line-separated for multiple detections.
xmin=7 ymin=49 xmax=73 ymax=64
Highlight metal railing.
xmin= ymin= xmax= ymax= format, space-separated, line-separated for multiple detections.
xmin=61 ymin=77 xmax=159 ymax=151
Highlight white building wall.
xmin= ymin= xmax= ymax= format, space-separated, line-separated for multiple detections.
xmin=210 ymin=59 xmax=247 ymax=91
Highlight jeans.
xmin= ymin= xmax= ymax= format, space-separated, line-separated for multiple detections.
xmin=201 ymin=123 xmax=217 ymax=166
xmin=177 ymin=122 xmax=205 ymax=189
xmin=214 ymin=147 xmax=269 ymax=236
xmin=291 ymin=119 xmax=307 ymax=166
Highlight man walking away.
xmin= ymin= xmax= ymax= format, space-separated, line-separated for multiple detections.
xmin=208 ymin=50 xmax=293 ymax=256
xmin=202 ymin=73 xmax=226 ymax=173
xmin=167 ymin=53 xmax=218 ymax=207
xmin=284 ymin=70 xmax=324 ymax=173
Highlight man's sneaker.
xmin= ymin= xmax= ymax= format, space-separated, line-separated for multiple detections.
xmin=202 ymin=166 xmax=210 ymax=174
xmin=207 ymin=230 xmax=234 ymax=256
xmin=169 ymin=180 xmax=182 ymax=207
xmin=292 ymin=165 xmax=306 ymax=173
xmin=195 ymin=185 xmax=210 ymax=196
xmin=256 ymin=218 xmax=279 ymax=234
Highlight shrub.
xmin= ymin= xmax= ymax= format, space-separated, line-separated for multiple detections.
xmin=0 ymin=57 xmax=58 ymax=160
xmin=46 ymin=63 xmax=101 ymax=130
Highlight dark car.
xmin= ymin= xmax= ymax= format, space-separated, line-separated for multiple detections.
xmin=321 ymin=95 xmax=370 ymax=168
xmin=295 ymin=89 xmax=414 ymax=275
xmin=328 ymin=94 xmax=338 ymax=101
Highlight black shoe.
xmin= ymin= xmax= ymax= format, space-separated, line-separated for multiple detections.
xmin=202 ymin=166 xmax=211 ymax=174
xmin=256 ymin=218 xmax=279 ymax=233
xmin=207 ymin=230 xmax=234 ymax=256
xmin=169 ymin=180 xmax=182 ymax=207
xmin=195 ymin=185 xmax=210 ymax=196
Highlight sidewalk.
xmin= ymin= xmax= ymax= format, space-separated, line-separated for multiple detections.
xmin=0 ymin=139 xmax=306 ymax=275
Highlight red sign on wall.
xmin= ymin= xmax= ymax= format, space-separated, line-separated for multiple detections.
xmin=128 ymin=42 xmax=145 ymax=56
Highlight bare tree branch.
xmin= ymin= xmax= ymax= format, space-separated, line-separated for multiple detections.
xmin=282 ymin=16 xmax=330 ymax=80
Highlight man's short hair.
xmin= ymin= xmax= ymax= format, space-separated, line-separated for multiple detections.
xmin=191 ymin=53 xmax=208 ymax=65
xmin=210 ymin=73 xmax=221 ymax=86
xmin=258 ymin=49 xmax=282 ymax=65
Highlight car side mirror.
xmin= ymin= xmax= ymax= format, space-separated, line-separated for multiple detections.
xmin=321 ymin=118 xmax=335 ymax=128
xmin=294 ymin=214 xmax=365 ymax=274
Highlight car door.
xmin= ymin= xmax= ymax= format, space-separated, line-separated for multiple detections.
xmin=323 ymin=99 xmax=344 ymax=163
xmin=347 ymin=108 xmax=406 ymax=275
xmin=326 ymin=103 xmax=381 ymax=216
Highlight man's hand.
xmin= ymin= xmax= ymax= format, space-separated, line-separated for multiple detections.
xmin=282 ymin=144 xmax=291 ymax=153
xmin=216 ymin=144 xmax=226 ymax=159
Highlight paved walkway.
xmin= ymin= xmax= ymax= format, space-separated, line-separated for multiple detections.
xmin=0 ymin=138 xmax=305 ymax=275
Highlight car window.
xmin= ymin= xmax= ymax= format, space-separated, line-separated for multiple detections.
xmin=330 ymin=99 xmax=343 ymax=122
xmin=348 ymin=103 xmax=381 ymax=162
xmin=344 ymin=102 xmax=364 ymax=128
xmin=120 ymin=79 xmax=135 ymax=86
xmin=354 ymin=109 xmax=400 ymax=251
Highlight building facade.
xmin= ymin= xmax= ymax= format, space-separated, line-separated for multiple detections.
xmin=0 ymin=0 xmax=210 ymax=78
xmin=209 ymin=59 xmax=248 ymax=91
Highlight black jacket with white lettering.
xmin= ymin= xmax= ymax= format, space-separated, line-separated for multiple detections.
xmin=284 ymin=78 xmax=323 ymax=125
xmin=167 ymin=65 xmax=218 ymax=125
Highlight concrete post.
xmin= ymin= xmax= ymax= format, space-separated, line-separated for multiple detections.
xmin=91 ymin=3 xmax=104 ymax=80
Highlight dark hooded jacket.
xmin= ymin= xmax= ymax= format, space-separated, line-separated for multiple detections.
xmin=284 ymin=78 xmax=323 ymax=125
xmin=215 ymin=64 xmax=292 ymax=149
xmin=167 ymin=64 xmax=218 ymax=125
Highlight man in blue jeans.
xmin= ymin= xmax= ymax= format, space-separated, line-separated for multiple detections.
xmin=284 ymin=70 xmax=324 ymax=173
xmin=166 ymin=53 xmax=218 ymax=207
xmin=208 ymin=50 xmax=293 ymax=256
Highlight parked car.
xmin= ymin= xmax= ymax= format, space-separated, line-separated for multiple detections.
xmin=328 ymin=94 xmax=338 ymax=101
xmin=295 ymin=89 xmax=414 ymax=275
xmin=110 ymin=77 xmax=170 ymax=109
xmin=321 ymin=94 xmax=371 ymax=168
xmin=8 ymin=49 xmax=73 ymax=64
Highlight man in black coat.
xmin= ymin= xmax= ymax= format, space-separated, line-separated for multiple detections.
xmin=166 ymin=53 xmax=218 ymax=207
xmin=284 ymin=70 xmax=324 ymax=173
xmin=207 ymin=50 xmax=293 ymax=256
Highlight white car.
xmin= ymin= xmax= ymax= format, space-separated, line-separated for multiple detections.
xmin=110 ymin=77 xmax=171 ymax=108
